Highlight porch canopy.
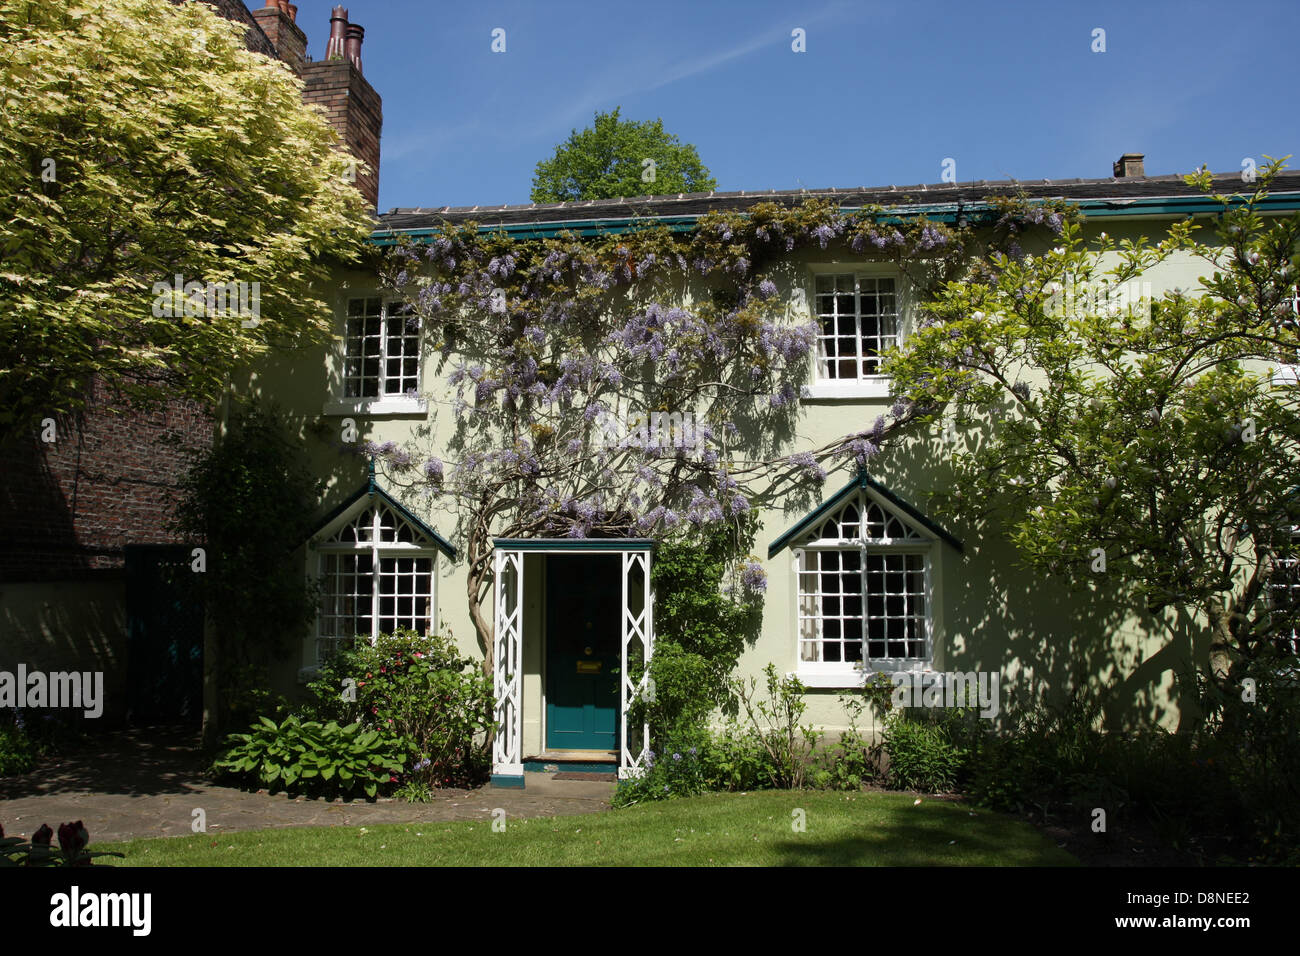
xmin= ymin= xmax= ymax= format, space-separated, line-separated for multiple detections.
xmin=491 ymin=538 xmax=655 ymax=787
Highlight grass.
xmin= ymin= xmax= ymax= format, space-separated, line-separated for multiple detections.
xmin=100 ymin=790 xmax=1078 ymax=866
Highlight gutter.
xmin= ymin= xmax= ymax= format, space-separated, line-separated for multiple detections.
xmin=368 ymin=192 xmax=1300 ymax=245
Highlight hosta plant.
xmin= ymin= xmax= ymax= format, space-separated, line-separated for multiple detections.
xmin=213 ymin=715 xmax=405 ymax=800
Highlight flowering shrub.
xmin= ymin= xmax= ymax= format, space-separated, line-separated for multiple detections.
xmin=612 ymin=737 xmax=710 ymax=808
xmin=307 ymin=629 xmax=494 ymax=791
xmin=0 ymin=821 xmax=123 ymax=867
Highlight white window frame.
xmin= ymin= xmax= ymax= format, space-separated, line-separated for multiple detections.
xmin=323 ymin=295 xmax=428 ymax=416
xmin=1268 ymin=522 xmax=1300 ymax=659
xmin=801 ymin=264 xmax=907 ymax=400
xmin=314 ymin=503 xmax=440 ymax=664
xmin=793 ymin=489 xmax=935 ymax=686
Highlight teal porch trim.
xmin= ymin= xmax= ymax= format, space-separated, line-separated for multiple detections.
xmin=768 ymin=471 xmax=963 ymax=559
xmin=490 ymin=774 xmax=526 ymax=789
xmin=492 ymin=537 xmax=656 ymax=552
xmin=308 ymin=460 xmax=457 ymax=560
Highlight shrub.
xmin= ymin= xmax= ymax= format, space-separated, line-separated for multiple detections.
xmin=810 ymin=693 xmax=885 ymax=791
xmin=0 ymin=722 xmax=36 ymax=777
xmin=305 ymin=629 xmax=494 ymax=789
xmin=213 ymin=715 xmax=405 ymax=799
xmin=640 ymin=521 xmax=764 ymax=741
xmin=612 ymin=732 xmax=711 ymax=807
xmin=730 ymin=664 xmax=818 ymax=789
xmin=882 ymin=709 xmax=972 ymax=793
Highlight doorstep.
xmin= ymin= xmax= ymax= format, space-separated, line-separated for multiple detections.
xmin=523 ymin=750 xmax=618 ymax=774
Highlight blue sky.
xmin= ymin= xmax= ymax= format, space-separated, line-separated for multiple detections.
xmin=286 ymin=0 xmax=1298 ymax=212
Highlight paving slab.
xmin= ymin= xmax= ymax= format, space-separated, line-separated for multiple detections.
xmin=0 ymin=726 xmax=614 ymax=844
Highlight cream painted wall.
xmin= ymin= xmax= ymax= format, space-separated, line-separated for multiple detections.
xmin=244 ymin=211 xmax=1280 ymax=741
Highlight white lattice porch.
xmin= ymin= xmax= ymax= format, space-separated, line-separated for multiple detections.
xmin=490 ymin=539 xmax=655 ymax=787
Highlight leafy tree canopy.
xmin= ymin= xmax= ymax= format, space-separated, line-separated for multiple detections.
xmin=886 ymin=157 xmax=1300 ymax=682
xmin=0 ymin=0 xmax=373 ymax=444
xmin=530 ymin=107 xmax=717 ymax=203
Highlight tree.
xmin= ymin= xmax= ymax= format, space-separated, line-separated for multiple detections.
xmin=169 ymin=403 xmax=322 ymax=747
xmin=885 ymin=158 xmax=1300 ymax=691
xmin=530 ymin=107 xmax=717 ymax=203
xmin=0 ymin=0 xmax=372 ymax=445
xmin=371 ymin=197 xmax=1061 ymax=679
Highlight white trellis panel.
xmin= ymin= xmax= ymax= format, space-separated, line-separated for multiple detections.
xmin=619 ymin=550 xmax=654 ymax=778
xmin=492 ymin=549 xmax=524 ymax=778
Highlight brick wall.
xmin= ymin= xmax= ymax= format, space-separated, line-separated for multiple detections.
xmin=0 ymin=380 xmax=213 ymax=583
xmin=302 ymin=58 xmax=383 ymax=211
xmin=250 ymin=4 xmax=307 ymax=75
xmin=190 ymin=0 xmax=278 ymax=57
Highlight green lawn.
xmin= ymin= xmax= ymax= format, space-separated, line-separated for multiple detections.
xmin=101 ymin=790 xmax=1077 ymax=866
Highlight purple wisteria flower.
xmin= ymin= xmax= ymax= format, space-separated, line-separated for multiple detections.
xmin=788 ymin=451 xmax=827 ymax=482
xmin=741 ymin=560 xmax=768 ymax=593
xmin=758 ymin=278 xmax=778 ymax=299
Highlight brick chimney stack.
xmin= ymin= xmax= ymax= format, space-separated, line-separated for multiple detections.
xmin=1113 ymin=152 xmax=1145 ymax=178
xmin=250 ymin=0 xmax=306 ymax=76
xmin=301 ymin=6 xmax=382 ymax=211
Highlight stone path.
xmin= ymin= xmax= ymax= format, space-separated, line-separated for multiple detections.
xmin=0 ymin=726 xmax=614 ymax=844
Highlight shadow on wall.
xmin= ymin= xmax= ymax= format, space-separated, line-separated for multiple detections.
xmin=861 ymin=417 xmax=1201 ymax=735
xmin=0 ymin=422 xmax=88 ymax=580
xmin=0 ymin=578 xmax=130 ymax=725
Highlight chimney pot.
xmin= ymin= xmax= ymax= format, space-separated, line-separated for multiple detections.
xmin=1113 ymin=152 xmax=1145 ymax=178
xmin=345 ymin=22 xmax=364 ymax=73
xmin=326 ymin=6 xmax=348 ymax=61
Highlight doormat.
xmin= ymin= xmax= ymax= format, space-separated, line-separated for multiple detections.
xmin=552 ymin=771 xmax=617 ymax=781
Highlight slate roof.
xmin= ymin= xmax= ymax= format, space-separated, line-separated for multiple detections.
xmin=376 ymin=170 xmax=1300 ymax=234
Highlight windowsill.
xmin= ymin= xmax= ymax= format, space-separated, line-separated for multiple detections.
xmin=796 ymin=663 xmax=933 ymax=688
xmin=322 ymin=397 xmax=428 ymax=417
xmin=1272 ymin=365 xmax=1299 ymax=387
xmin=801 ymin=380 xmax=892 ymax=401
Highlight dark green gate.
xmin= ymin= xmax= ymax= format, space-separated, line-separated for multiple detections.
xmin=124 ymin=544 xmax=204 ymax=724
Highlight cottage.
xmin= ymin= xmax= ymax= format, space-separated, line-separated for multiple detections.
xmin=237 ymin=157 xmax=1300 ymax=787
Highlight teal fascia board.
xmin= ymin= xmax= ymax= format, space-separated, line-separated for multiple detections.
xmin=370 ymin=193 xmax=1300 ymax=245
xmin=309 ymin=477 xmax=457 ymax=561
xmin=492 ymin=537 xmax=656 ymax=552
xmin=767 ymin=472 xmax=963 ymax=559
xmin=371 ymin=216 xmax=698 ymax=246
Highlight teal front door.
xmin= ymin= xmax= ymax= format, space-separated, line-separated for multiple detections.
xmin=545 ymin=555 xmax=620 ymax=751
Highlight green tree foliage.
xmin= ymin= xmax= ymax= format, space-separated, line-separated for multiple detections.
xmin=643 ymin=519 xmax=764 ymax=737
xmin=169 ymin=403 xmax=322 ymax=738
xmin=886 ymin=157 xmax=1300 ymax=686
xmin=530 ymin=107 xmax=717 ymax=203
xmin=0 ymin=0 xmax=372 ymax=444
